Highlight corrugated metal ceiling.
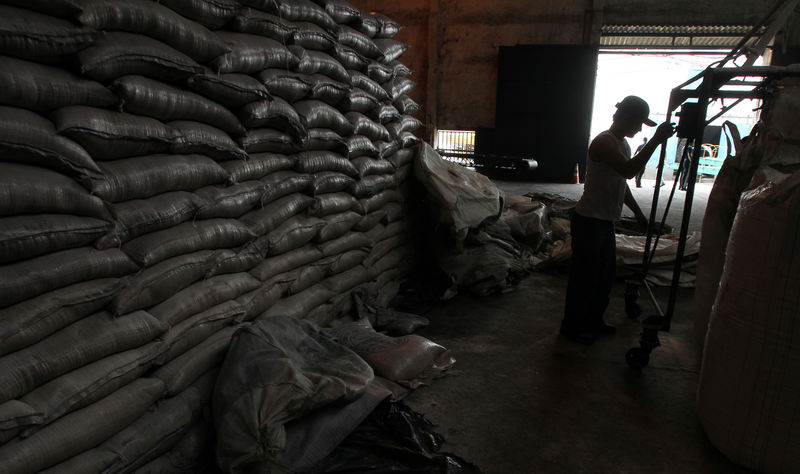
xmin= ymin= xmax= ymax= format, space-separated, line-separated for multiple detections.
xmin=600 ymin=25 xmax=766 ymax=49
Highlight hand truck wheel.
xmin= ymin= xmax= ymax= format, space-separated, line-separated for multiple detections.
xmin=626 ymin=315 xmax=663 ymax=370
xmin=625 ymin=347 xmax=650 ymax=369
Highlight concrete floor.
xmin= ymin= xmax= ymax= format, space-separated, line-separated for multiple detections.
xmin=402 ymin=177 xmax=751 ymax=473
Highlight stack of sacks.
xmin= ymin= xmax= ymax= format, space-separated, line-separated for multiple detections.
xmin=224 ymin=0 xmax=420 ymax=326
xmin=0 ymin=0 xmax=421 ymax=471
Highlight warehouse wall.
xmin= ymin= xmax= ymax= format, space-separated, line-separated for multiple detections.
xmin=602 ymin=0 xmax=769 ymax=25
xmin=353 ymin=0 xmax=797 ymax=131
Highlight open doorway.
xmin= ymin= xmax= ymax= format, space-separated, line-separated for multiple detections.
xmin=591 ymin=50 xmax=764 ymax=184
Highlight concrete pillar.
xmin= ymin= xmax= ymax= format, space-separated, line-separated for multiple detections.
xmin=426 ymin=0 xmax=440 ymax=144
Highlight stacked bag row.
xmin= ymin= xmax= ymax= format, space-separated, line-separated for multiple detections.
xmin=0 ymin=0 xmax=421 ymax=471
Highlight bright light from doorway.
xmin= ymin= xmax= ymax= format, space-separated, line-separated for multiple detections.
xmin=591 ymin=51 xmax=763 ymax=174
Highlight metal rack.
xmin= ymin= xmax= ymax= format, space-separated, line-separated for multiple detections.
xmin=624 ymin=0 xmax=800 ymax=369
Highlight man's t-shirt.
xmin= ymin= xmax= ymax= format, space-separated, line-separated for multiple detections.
xmin=575 ymin=130 xmax=630 ymax=222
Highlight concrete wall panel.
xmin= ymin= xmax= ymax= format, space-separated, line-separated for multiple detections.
xmin=351 ymin=0 xmax=795 ymax=133
xmin=603 ymin=0 xmax=768 ymax=25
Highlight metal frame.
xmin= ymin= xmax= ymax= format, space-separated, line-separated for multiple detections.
xmin=625 ymin=66 xmax=800 ymax=368
xmin=624 ymin=0 xmax=800 ymax=369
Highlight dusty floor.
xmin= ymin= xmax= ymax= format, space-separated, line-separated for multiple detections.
xmin=401 ymin=178 xmax=751 ymax=473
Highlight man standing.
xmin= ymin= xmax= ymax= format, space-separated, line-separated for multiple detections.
xmin=633 ymin=137 xmax=647 ymax=187
xmin=561 ymin=96 xmax=675 ymax=344
xmin=679 ymin=144 xmax=693 ymax=191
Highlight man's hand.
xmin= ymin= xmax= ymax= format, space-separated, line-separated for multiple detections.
xmin=624 ymin=184 xmax=649 ymax=231
xmin=652 ymin=122 xmax=676 ymax=144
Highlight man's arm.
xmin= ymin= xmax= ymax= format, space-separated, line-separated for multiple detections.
xmin=591 ymin=122 xmax=675 ymax=179
xmin=624 ymin=184 xmax=649 ymax=229
xmin=589 ymin=135 xmax=650 ymax=179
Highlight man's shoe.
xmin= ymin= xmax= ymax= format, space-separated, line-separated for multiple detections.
xmin=560 ymin=329 xmax=596 ymax=344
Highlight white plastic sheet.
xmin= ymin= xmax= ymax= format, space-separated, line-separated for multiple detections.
xmin=413 ymin=143 xmax=503 ymax=241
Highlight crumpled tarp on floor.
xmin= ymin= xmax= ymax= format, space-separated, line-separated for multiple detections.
xmin=213 ymin=313 xmax=468 ymax=473
xmin=308 ymin=400 xmax=482 ymax=474
xmin=409 ymin=145 xmax=700 ymax=297
xmin=412 ymin=145 xmax=532 ymax=298
xmin=213 ymin=315 xmax=380 ymax=473
xmin=413 ymin=143 xmax=503 ymax=243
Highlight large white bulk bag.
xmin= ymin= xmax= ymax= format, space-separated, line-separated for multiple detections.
xmin=697 ymin=169 xmax=800 ymax=473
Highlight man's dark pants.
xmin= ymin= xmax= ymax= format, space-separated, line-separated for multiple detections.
xmin=562 ymin=212 xmax=616 ymax=333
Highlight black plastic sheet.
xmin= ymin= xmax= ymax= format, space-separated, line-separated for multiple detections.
xmin=311 ymin=400 xmax=481 ymax=474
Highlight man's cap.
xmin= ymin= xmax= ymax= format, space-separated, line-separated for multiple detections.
xmin=616 ymin=96 xmax=656 ymax=126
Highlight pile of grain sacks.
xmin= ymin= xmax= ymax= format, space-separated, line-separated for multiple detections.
xmin=0 ymin=0 xmax=421 ymax=471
